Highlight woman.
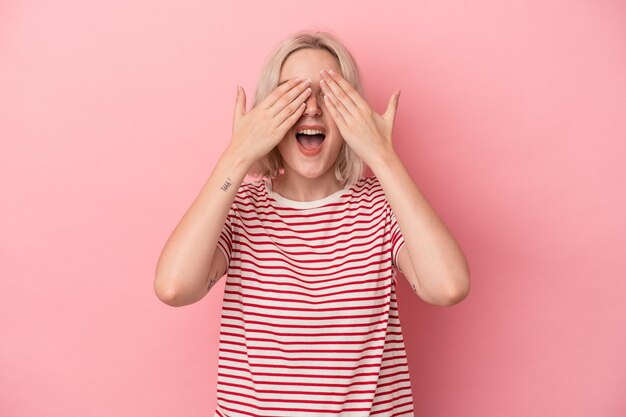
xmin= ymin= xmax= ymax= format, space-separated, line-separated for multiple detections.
xmin=155 ymin=30 xmax=470 ymax=416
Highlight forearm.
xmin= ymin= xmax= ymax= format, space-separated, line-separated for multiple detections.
xmin=154 ymin=145 xmax=250 ymax=305
xmin=369 ymin=147 xmax=471 ymax=303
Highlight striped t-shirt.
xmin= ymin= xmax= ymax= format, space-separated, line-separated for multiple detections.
xmin=213 ymin=175 xmax=415 ymax=416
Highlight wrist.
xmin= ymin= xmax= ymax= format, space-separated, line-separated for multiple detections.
xmin=222 ymin=144 xmax=253 ymax=172
xmin=367 ymin=143 xmax=398 ymax=174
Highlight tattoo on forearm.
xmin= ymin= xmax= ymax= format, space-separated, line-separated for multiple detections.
xmin=220 ymin=177 xmax=233 ymax=192
xmin=411 ymin=282 xmax=418 ymax=295
xmin=207 ymin=272 xmax=219 ymax=291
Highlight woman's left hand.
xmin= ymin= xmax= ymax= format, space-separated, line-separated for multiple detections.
xmin=319 ymin=69 xmax=401 ymax=166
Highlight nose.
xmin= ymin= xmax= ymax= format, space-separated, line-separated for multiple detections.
xmin=302 ymin=87 xmax=322 ymax=117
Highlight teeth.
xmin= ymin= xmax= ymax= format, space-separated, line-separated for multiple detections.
xmin=296 ymin=129 xmax=325 ymax=135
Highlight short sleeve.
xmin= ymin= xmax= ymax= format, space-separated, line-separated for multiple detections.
xmin=216 ymin=202 xmax=237 ymax=274
xmin=389 ymin=202 xmax=406 ymax=274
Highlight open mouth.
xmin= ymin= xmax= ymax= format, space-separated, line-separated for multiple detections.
xmin=295 ymin=131 xmax=326 ymax=150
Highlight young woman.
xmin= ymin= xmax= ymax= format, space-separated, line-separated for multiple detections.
xmin=155 ymin=30 xmax=470 ymax=416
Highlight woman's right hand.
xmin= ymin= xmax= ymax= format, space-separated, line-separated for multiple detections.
xmin=229 ymin=78 xmax=312 ymax=165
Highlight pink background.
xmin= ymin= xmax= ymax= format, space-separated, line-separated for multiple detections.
xmin=1 ymin=0 xmax=625 ymax=416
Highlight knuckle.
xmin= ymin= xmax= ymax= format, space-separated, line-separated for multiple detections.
xmin=262 ymin=94 xmax=276 ymax=108
xmin=278 ymin=95 xmax=291 ymax=107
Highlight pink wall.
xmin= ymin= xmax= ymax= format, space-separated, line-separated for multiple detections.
xmin=2 ymin=0 xmax=625 ymax=416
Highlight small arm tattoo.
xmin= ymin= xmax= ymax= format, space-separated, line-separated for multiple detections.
xmin=411 ymin=282 xmax=418 ymax=295
xmin=220 ymin=177 xmax=233 ymax=192
xmin=207 ymin=272 xmax=220 ymax=291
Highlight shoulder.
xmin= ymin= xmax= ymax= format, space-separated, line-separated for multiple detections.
xmin=239 ymin=178 xmax=264 ymax=194
xmin=231 ymin=178 xmax=266 ymax=206
xmin=354 ymin=175 xmax=386 ymax=199
xmin=351 ymin=175 xmax=381 ymax=192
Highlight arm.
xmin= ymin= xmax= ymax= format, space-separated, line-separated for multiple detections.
xmin=318 ymin=68 xmax=470 ymax=307
xmin=154 ymin=79 xmax=312 ymax=307
xmin=370 ymin=149 xmax=471 ymax=306
xmin=154 ymin=146 xmax=250 ymax=307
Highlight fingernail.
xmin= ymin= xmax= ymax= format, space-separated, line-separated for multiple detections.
xmin=329 ymin=69 xmax=335 ymax=75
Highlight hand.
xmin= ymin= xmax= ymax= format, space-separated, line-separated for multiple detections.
xmin=319 ymin=69 xmax=401 ymax=166
xmin=229 ymin=78 xmax=312 ymax=166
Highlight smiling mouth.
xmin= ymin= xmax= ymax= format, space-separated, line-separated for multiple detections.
xmin=295 ymin=132 xmax=326 ymax=150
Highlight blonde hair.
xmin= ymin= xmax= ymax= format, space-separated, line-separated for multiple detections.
xmin=246 ymin=30 xmax=365 ymax=188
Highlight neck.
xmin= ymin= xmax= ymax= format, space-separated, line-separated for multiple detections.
xmin=271 ymin=170 xmax=346 ymax=202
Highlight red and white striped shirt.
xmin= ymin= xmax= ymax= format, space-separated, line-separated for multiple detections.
xmin=214 ymin=175 xmax=414 ymax=416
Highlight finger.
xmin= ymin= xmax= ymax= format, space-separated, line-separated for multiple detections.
xmin=264 ymin=78 xmax=308 ymax=111
xmin=325 ymin=69 xmax=368 ymax=111
xmin=275 ymin=86 xmax=311 ymax=127
xmin=278 ymin=99 xmax=307 ymax=132
xmin=320 ymin=72 xmax=359 ymax=117
xmin=262 ymin=77 xmax=301 ymax=109
xmin=384 ymin=89 xmax=401 ymax=123
xmin=234 ymin=85 xmax=246 ymax=118
xmin=320 ymin=78 xmax=354 ymax=122
xmin=322 ymin=91 xmax=347 ymax=127
xmin=269 ymin=79 xmax=311 ymax=117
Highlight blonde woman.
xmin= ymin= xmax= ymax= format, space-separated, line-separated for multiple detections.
xmin=155 ymin=30 xmax=471 ymax=416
